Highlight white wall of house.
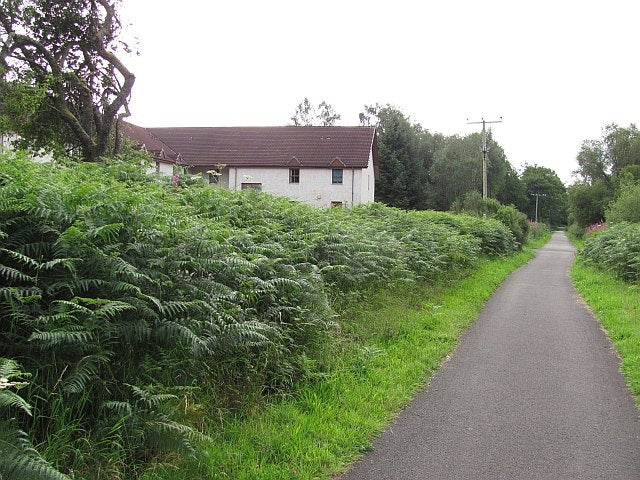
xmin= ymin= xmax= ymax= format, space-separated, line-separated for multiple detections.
xmin=159 ymin=153 xmax=376 ymax=208
xmin=361 ymin=152 xmax=376 ymax=203
xmin=156 ymin=160 xmax=174 ymax=175
xmin=0 ymin=133 xmax=53 ymax=162
xmin=226 ymin=165 xmax=373 ymax=207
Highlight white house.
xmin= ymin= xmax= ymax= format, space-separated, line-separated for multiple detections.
xmin=0 ymin=133 xmax=54 ymax=162
xmin=122 ymin=123 xmax=378 ymax=208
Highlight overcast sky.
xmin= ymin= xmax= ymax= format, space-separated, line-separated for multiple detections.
xmin=120 ymin=0 xmax=640 ymax=185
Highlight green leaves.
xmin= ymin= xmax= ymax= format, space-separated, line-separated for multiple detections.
xmin=582 ymin=223 xmax=640 ymax=283
xmin=0 ymin=152 xmax=520 ymax=478
xmin=0 ymin=358 xmax=70 ymax=480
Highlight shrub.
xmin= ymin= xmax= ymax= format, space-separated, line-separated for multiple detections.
xmin=493 ymin=204 xmax=529 ymax=248
xmin=527 ymin=221 xmax=549 ymax=241
xmin=582 ymin=223 xmax=640 ymax=282
xmin=449 ymin=192 xmax=526 ymax=250
xmin=585 ymin=222 xmax=607 ymax=236
xmin=606 ymin=181 xmax=640 ymax=224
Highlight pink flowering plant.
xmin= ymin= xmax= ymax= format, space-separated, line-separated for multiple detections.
xmin=584 ymin=222 xmax=606 ymax=236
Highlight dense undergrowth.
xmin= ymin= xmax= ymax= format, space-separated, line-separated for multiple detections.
xmin=143 ymin=251 xmax=536 ymax=480
xmin=0 ymin=152 xmax=518 ymax=479
xmin=580 ymin=222 xmax=640 ymax=282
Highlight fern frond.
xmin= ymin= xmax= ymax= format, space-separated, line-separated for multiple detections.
xmin=0 ymin=247 xmax=40 ymax=268
xmin=218 ymin=321 xmax=277 ymax=349
xmin=38 ymin=258 xmax=80 ymax=273
xmin=107 ymin=256 xmax=150 ymax=281
xmin=129 ymin=385 xmax=178 ymax=408
xmin=87 ymin=223 xmax=124 ymax=243
xmin=92 ymin=301 xmax=136 ymax=321
xmin=102 ymin=400 xmax=132 ymax=416
xmin=155 ymin=320 xmax=203 ymax=351
xmin=61 ymin=355 xmax=107 ymax=394
xmin=18 ymin=241 xmax=52 ymax=259
xmin=267 ymin=277 xmax=302 ymax=292
xmin=51 ymin=300 xmax=93 ymax=315
xmin=108 ymin=319 xmax=151 ymax=343
xmin=0 ymin=264 xmax=34 ymax=284
xmin=0 ymin=286 xmax=42 ymax=300
xmin=29 ymin=329 xmax=94 ymax=347
xmin=63 ymin=278 xmax=107 ymax=295
xmin=0 ymin=358 xmax=31 ymax=382
xmin=0 ymin=421 xmax=70 ymax=480
xmin=159 ymin=301 xmax=200 ymax=317
xmin=143 ymin=420 xmax=199 ymax=456
xmin=0 ymin=390 xmax=32 ymax=415
xmin=108 ymin=281 xmax=143 ymax=295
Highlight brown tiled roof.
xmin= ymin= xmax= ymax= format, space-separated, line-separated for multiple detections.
xmin=120 ymin=121 xmax=180 ymax=161
xmin=144 ymin=126 xmax=377 ymax=169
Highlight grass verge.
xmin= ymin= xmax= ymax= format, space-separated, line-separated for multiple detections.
xmin=571 ymin=258 xmax=640 ymax=405
xmin=142 ymin=250 xmax=536 ymax=480
xmin=526 ymin=231 xmax=552 ymax=249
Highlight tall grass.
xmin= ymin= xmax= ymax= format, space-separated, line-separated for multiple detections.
xmin=0 ymin=152 xmax=517 ymax=478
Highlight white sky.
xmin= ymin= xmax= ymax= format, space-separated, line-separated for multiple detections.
xmin=120 ymin=0 xmax=640 ymax=185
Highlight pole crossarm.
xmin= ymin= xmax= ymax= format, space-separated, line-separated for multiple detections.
xmin=467 ymin=117 xmax=502 ymax=199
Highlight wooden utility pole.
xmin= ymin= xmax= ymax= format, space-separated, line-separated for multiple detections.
xmin=467 ymin=117 xmax=502 ymax=199
xmin=531 ymin=193 xmax=547 ymax=223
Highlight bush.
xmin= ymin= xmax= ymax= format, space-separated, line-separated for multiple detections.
xmin=606 ymin=181 xmax=640 ymax=224
xmin=582 ymin=223 xmax=640 ymax=282
xmin=450 ymin=192 xmax=526 ymax=249
xmin=527 ymin=221 xmax=549 ymax=241
xmin=493 ymin=205 xmax=529 ymax=247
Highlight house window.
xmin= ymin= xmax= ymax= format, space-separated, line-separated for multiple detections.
xmin=332 ymin=169 xmax=343 ymax=184
xmin=241 ymin=182 xmax=262 ymax=192
xmin=289 ymin=168 xmax=300 ymax=183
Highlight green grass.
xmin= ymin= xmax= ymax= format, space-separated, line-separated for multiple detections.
xmin=526 ymin=230 xmax=552 ymax=249
xmin=142 ymin=249 xmax=536 ymax=480
xmin=571 ymin=258 xmax=640 ymax=405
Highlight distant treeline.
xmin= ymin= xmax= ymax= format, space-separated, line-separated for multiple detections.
xmin=361 ymin=105 xmax=567 ymax=226
xmin=568 ymin=123 xmax=640 ymax=231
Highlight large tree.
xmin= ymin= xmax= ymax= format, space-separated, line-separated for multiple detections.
xmin=574 ymin=124 xmax=640 ymax=185
xmin=0 ymin=0 xmax=135 ymax=161
xmin=569 ymin=123 xmax=640 ymax=230
xmin=290 ymin=98 xmax=341 ymax=126
xmin=521 ymin=165 xmax=567 ymax=226
xmin=428 ymin=131 xmax=514 ymax=210
xmin=567 ymin=180 xmax=611 ymax=228
xmin=367 ymin=105 xmax=442 ymax=210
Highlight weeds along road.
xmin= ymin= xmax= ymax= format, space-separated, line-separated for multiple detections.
xmin=341 ymin=232 xmax=640 ymax=480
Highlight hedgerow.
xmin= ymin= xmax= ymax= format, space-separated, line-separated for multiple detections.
xmin=0 ymin=152 xmax=517 ymax=479
xmin=581 ymin=222 xmax=640 ymax=283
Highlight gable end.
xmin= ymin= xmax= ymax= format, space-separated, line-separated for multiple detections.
xmin=328 ymin=156 xmax=346 ymax=167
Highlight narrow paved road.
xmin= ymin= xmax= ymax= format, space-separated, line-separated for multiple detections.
xmin=341 ymin=232 xmax=640 ymax=479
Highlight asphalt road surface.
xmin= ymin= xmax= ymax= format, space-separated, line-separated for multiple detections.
xmin=340 ymin=232 xmax=640 ymax=480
